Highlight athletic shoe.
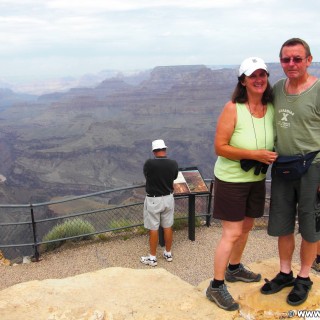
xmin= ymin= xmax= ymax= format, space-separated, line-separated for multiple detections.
xmin=163 ymin=251 xmax=173 ymax=262
xmin=225 ymin=263 xmax=261 ymax=282
xmin=206 ymin=281 xmax=239 ymax=311
xmin=140 ymin=256 xmax=157 ymax=267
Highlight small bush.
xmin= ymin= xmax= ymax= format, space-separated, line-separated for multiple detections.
xmin=173 ymin=218 xmax=188 ymax=230
xmin=42 ymin=218 xmax=95 ymax=252
xmin=136 ymin=226 xmax=148 ymax=235
xmin=173 ymin=217 xmax=202 ymax=230
xmin=97 ymin=233 xmax=110 ymax=241
xmin=109 ymin=218 xmax=135 ymax=233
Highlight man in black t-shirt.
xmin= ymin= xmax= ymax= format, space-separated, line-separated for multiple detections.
xmin=140 ymin=139 xmax=178 ymax=267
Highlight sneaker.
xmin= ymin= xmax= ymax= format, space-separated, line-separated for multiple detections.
xmin=140 ymin=256 xmax=157 ymax=267
xmin=225 ymin=263 xmax=261 ymax=283
xmin=206 ymin=281 xmax=239 ymax=311
xmin=311 ymin=259 xmax=320 ymax=272
xmin=163 ymin=251 xmax=173 ymax=262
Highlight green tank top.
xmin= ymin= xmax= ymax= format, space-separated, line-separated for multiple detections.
xmin=274 ymin=79 xmax=320 ymax=162
xmin=214 ymin=102 xmax=274 ymax=182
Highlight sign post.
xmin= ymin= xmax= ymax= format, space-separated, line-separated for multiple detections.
xmin=173 ymin=167 xmax=210 ymax=241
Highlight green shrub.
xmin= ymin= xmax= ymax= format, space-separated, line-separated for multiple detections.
xmin=97 ymin=233 xmax=110 ymax=241
xmin=136 ymin=225 xmax=148 ymax=235
xmin=42 ymin=218 xmax=95 ymax=251
xmin=109 ymin=218 xmax=135 ymax=233
xmin=173 ymin=217 xmax=202 ymax=230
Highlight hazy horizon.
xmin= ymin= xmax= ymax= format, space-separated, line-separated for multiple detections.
xmin=1 ymin=1 xmax=320 ymax=84
xmin=0 ymin=63 xmax=239 ymax=95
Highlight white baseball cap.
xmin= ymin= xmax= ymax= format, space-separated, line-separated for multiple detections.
xmin=152 ymin=139 xmax=167 ymax=151
xmin=238 ymin=57 xmax=268 ymax=77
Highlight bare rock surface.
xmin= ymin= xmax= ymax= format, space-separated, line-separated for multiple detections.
xmin=0 ymin=258 xmax=319 ymax=320
xmin=0 ymin=267 xmax=226 ymax=320
xmin=1 ymin=227 xmax=320 ymax=319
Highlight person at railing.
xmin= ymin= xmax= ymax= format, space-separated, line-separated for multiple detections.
xmin=261 ymin=38 xmax=320 ymax=306
xmin=205 ymin=57 xmax=277 ymax=311
xmin=140 ymin=139 xmax=178 ymax=267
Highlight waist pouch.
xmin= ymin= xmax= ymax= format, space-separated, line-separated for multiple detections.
xmin=273 ymin=150 xmax=320 ymax=180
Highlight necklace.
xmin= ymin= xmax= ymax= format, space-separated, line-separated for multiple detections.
xmin=247 ymin=102 xmax=266 ymax=150
xmin=247 ymin=102 xmax=265 ymax=117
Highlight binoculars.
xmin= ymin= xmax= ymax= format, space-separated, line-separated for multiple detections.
xmin=240 ymin=159 xmax=269 ymax=175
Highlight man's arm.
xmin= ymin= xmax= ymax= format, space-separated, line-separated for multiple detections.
xmin=143 ymin=160 xmax=150 ymax=178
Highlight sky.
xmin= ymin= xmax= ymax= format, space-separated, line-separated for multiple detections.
xmin=1 ymin=0 xmax=320 ymax=84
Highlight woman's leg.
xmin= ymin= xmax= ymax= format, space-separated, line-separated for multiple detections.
xmin=213 ymin=220 xmax=244 ymax=280
xmin=229 ymin=216 xmax=254 ymax=265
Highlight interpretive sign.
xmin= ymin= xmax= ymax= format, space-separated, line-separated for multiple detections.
xmin=173 ymin=167 xmax=209 ymax=195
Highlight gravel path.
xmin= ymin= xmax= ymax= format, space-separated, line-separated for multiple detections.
xmin=0 ymin=223 xmax=303 ymax=291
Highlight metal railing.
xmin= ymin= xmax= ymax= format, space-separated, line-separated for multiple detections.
xmin=0 ymin=181 xmax=214 ymax=261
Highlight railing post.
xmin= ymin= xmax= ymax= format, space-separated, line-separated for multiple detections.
xmin=188 ymin=194 xmax=196 ymax=241
xmin=206 ymin=180 xmax=214 ymax=227
xmin=158 ymin=226 xmax=165 ymax=247
xmin=30 ymin=204 xmax=40 ymax=261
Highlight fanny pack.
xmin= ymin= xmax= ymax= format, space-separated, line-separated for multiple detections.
xmin=273 ymin=150 xmax=320 ymax=180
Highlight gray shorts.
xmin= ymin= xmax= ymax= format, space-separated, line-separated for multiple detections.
xmin=143 ymin=194 xmax=174 ymax=230
xmin=268 ymin=163 xmax=320 ymax=242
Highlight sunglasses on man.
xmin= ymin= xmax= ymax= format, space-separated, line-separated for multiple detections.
xmin=280 ymin=56 xmax=308 ymax=64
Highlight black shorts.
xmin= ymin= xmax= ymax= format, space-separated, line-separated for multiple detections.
xmin=213 ymin=177 xmax=266 ymax=222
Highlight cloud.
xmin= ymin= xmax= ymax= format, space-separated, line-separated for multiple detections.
xmin=46 ymin=0 xmax=243 ymax=11
xmin=1 ymin=0 xmax=320 ymax=82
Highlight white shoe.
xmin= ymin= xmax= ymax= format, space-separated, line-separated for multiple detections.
xmin=140 ymin=256 xmax=157 ymax=266
xmin=163 ymin=251 xmax=173 ymax=262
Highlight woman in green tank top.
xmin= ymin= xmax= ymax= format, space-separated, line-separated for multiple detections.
xmin=206 ymin=57 xmax=278 ymax=311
